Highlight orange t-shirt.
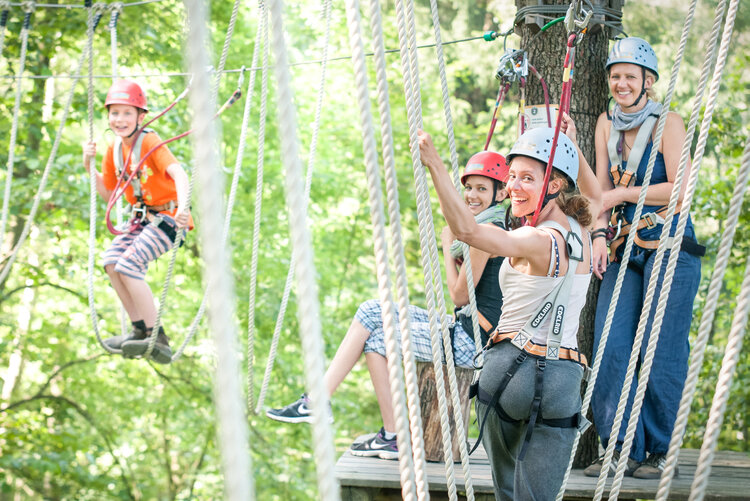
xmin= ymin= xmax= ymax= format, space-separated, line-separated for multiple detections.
xmin=102 ymin=131 xmax=179 ymax=208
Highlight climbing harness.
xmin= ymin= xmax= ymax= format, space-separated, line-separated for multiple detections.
xmin=470 ymin=217 xmax=590 ymax=460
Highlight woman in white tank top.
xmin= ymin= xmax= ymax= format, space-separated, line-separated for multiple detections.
xmin=419 ymin=119 xmax=599 ymax=501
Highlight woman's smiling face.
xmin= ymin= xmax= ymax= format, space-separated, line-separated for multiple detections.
xmin=463 ymin=175 xmax=503 ymax=215
xmin=506 ymin=156 xmax=546 ymax=218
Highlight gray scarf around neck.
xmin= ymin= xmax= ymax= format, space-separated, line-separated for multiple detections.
xmin=449 ymin=203 xmax=507 ymax=259
xmin=611 ymin=99 xmax=662 ymax=131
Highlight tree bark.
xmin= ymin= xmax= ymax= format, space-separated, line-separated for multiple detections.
xmin=516 ymin=0 xmax=616 ymax=468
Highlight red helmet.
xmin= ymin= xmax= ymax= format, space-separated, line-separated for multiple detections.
xmin=460 ymin=150 xmax=508 ymax=186
xmin=105 ymin=80 xmax=148 ymax=111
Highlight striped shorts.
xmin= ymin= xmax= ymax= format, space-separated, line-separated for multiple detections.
xmin=102 ymin=218 xmax=175 ymax=280
xmin=357 ymin=299 xmax=476 ymax=369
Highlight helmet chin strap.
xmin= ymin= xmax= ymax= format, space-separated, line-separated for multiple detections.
xmin=524 ymin=189 xmax=559 ymax=225
xmin=489 ymin=180 xmax=500 ymax=208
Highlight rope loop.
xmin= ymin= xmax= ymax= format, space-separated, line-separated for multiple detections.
xmin=92 ymin=2 xmax=106 ymax=16
xmin=1 ymin=0 xmax=12 ymax=11
xmin=20 ymin=0 xmax=34 ymax=12
xmin=109 ymin=1 xmax=122 ymax=14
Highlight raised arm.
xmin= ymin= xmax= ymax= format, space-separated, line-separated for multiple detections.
xmin=441 ymin=225 xmax=491 ymax=307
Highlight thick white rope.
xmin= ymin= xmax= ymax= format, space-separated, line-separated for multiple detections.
xmin=588 ymin=2 xmax=700 ymax=498
xmin=683 ymin=137 xmax=750 ymax=501
xmin=343 ymin=2 xmax=418 ymax=498
xmin=268 ymin=0 xmax=339 ymax=498
xmin=394 ymin=0 xmax=459 ymax=498
xmin=253 ymin=0 xmax=332 ymax=414
xmin=1 ymin=4 xmax=33 ymax=252
xmin=366 ymin=0 xmax=429 ymax=497
xmin=142 ymin=0 xmax=243 ymax=363
xmin=652 ymin=0 xmax=732 ymax=496
xmin=605 ymin=1 xmax=738 ymax=498
xmin=0 ymin=23 xmax=92 ymax=286
xmin=183 ymin=0 xmax=253 ymax=498
xmin=688 ymin=155 xmax=749 ymax=501
xmin=426 ymin=2 xmax=476 ymax=496
xmin=242 ymin=3 xmax=265 ymax=414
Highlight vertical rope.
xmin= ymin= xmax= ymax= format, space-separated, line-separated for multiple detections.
xmin=267 ymin=0 xmax=339 ymax=498
xmin=366 ymin=0 xmax=429 ymax=497
xmin=606 ymin=0 xmax=738 ymax=497
xmin=254 ymin=0 xmax=331 ymax=413
xmin=183 ymin=0 xmax=253 ymax=498
xmin=343 ymin=2 xmax=418 ymax=498
xmin=0 ymin=3 xmax=11 ymax=57
xmin=1 ymin=3 xmax=34 ymax=250
xmin=588 ymin=2 xmax=700 ymax=498
xmin=241 ymin=2 xmax=264 ymax=413
xmin=394 ymin=0 xmax=459 ymax=497
xmin=652 ymin=0 xmax=731 ymax=496
xmin=676 ymin=137 xmax=750 ymax=501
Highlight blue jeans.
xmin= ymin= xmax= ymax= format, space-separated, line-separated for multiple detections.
xmin=593 ymin=246 xmax=701 ymax=462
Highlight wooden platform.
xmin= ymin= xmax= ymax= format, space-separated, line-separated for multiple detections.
xmin=336 ymin=440 xmax=750 ymax=500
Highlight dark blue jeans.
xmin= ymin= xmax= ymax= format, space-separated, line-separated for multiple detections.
xmin=593 ymin=246 xmax=701 ymax=462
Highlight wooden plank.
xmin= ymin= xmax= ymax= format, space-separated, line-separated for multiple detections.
xmin=336 ymin=441 xmax=750 ymax=500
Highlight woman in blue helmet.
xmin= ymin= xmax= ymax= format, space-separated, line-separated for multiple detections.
xmin=586 ymin=37 xmax=703 ymax=479
xmin=420 ymin=124 xmax=598 ymax=500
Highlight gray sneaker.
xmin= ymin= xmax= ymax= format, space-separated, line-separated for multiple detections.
xmin=583 ymin=450 xmax=640 ymax=477
xmin=633 ymin=452 xmax=676 ymax=479
xmin=121 ymin=327 xmax=172 ymax=364
xmin=266 ymin=394 xmax=334 ymax=424
xmin=103 ymin=325 xmax=147 ymax=354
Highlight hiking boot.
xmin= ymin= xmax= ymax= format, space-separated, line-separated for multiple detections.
xmin=121 ymin=327 xmax=172 ymax=364
xmin=266 ymin=394 xmax=333 ymax=424
xmin=633 ymin=452 xmax=676 ymax=479
xmin=103 ymin=323 xmax=148 ymax=354
xmin=350 ymin=427 xmax=398 ymax=460
xmin=583 ymin=450 xmax=640 ymax=477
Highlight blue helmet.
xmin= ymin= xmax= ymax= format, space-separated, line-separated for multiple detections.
xmin=507 ymin=127 xmax=579 ymax=188
xmin=605 ymin=37 xmax=659 ymax=81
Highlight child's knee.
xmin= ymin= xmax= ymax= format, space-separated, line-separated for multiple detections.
xmin=113 ymin=253 xmax=148 ymax=281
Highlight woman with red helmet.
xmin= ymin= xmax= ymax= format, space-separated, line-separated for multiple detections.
xmin=419 ymin=116 xmax=602 ymax=500
xmin=82 ymin=80 xmax=192 ymax=364
xmin=266 ymin=150 xmax=511 ymax=460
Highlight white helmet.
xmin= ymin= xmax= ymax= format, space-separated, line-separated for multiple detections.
xmin=507 ymin=127 xmax=578 ymax=188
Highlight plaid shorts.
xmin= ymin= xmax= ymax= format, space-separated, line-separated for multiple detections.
xmin=102 ymin=218 xmax=175 ymax=280
xmin=357 ymin=299 xmax=476 ymax=368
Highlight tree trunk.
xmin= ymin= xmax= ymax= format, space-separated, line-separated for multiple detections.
xmin=516 ymin=0 xmax=616 ymax=468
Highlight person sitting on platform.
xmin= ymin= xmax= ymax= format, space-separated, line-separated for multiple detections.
xmin=266 ymin=151 xmax=510 ymax=460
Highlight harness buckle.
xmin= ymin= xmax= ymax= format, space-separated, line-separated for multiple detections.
xmin=131 ymin=204 xmax=147 ymax=223
xmin=642 ymin=212 xmax=662 ymax=229
xmin=577 ymin=413 xmax=592 ymax=434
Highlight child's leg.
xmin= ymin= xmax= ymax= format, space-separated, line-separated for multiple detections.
xmin=118 ymin=274 xmax=158 ymax=326
xmin=365 ymin=351 xmax=395 ymax=432
xmin=324 ymin=318 xmax=372 ymax=396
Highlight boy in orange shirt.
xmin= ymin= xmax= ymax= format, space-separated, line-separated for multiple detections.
xmin=83 ymin=80 xmax=191 ymax=364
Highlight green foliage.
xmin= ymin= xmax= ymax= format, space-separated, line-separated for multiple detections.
xmin=0 ymin=0 xmax=748 ymax=499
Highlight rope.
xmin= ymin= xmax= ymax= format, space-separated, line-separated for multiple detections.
xmin=0 ymin=14 xmax=97 ymax=286
xmin=365 ymin=0 xmax=429 ymax=497
xmin=551 ymin=1 xmax=697 ymax=498
xmin=242 ymin=3 xmax=265 ymax=414
xmin=5 ymin=0 xmax=163 ymax=8
xmin=0 ymin=33 xmax=490 ymax=81
xmin=653 ymin=0 xmax=731 ymax=496
xmin=183 ymin=0 xmax=253 ymax=498
xmin=343 ymin=2 xmax=417 ymax=498
xmin=427 ymin=1 xmax=475 ymax=498
xmin=0 ymin=3 xmax=33 ymax=255
xmin=253 ymin=0 xmax=331 ymax=414
xmin=682 ymin=138 xmax=750 ymax=500
xmin=268 ymin=0 xmax=339 ymax=498
xmin=395 ymin=0 xmax=459 ymax=497
xmin=689 ymin=152 xmax=749 ymax=501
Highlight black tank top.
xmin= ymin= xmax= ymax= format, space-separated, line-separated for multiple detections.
xmin=459 ymin=254 xmax=504 ymax=347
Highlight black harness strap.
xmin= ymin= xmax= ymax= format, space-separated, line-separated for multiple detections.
xmin=518 ymin=358 xmax=545 ymax=461
xmin=470 ymin=350 xmax=527 ymax=454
